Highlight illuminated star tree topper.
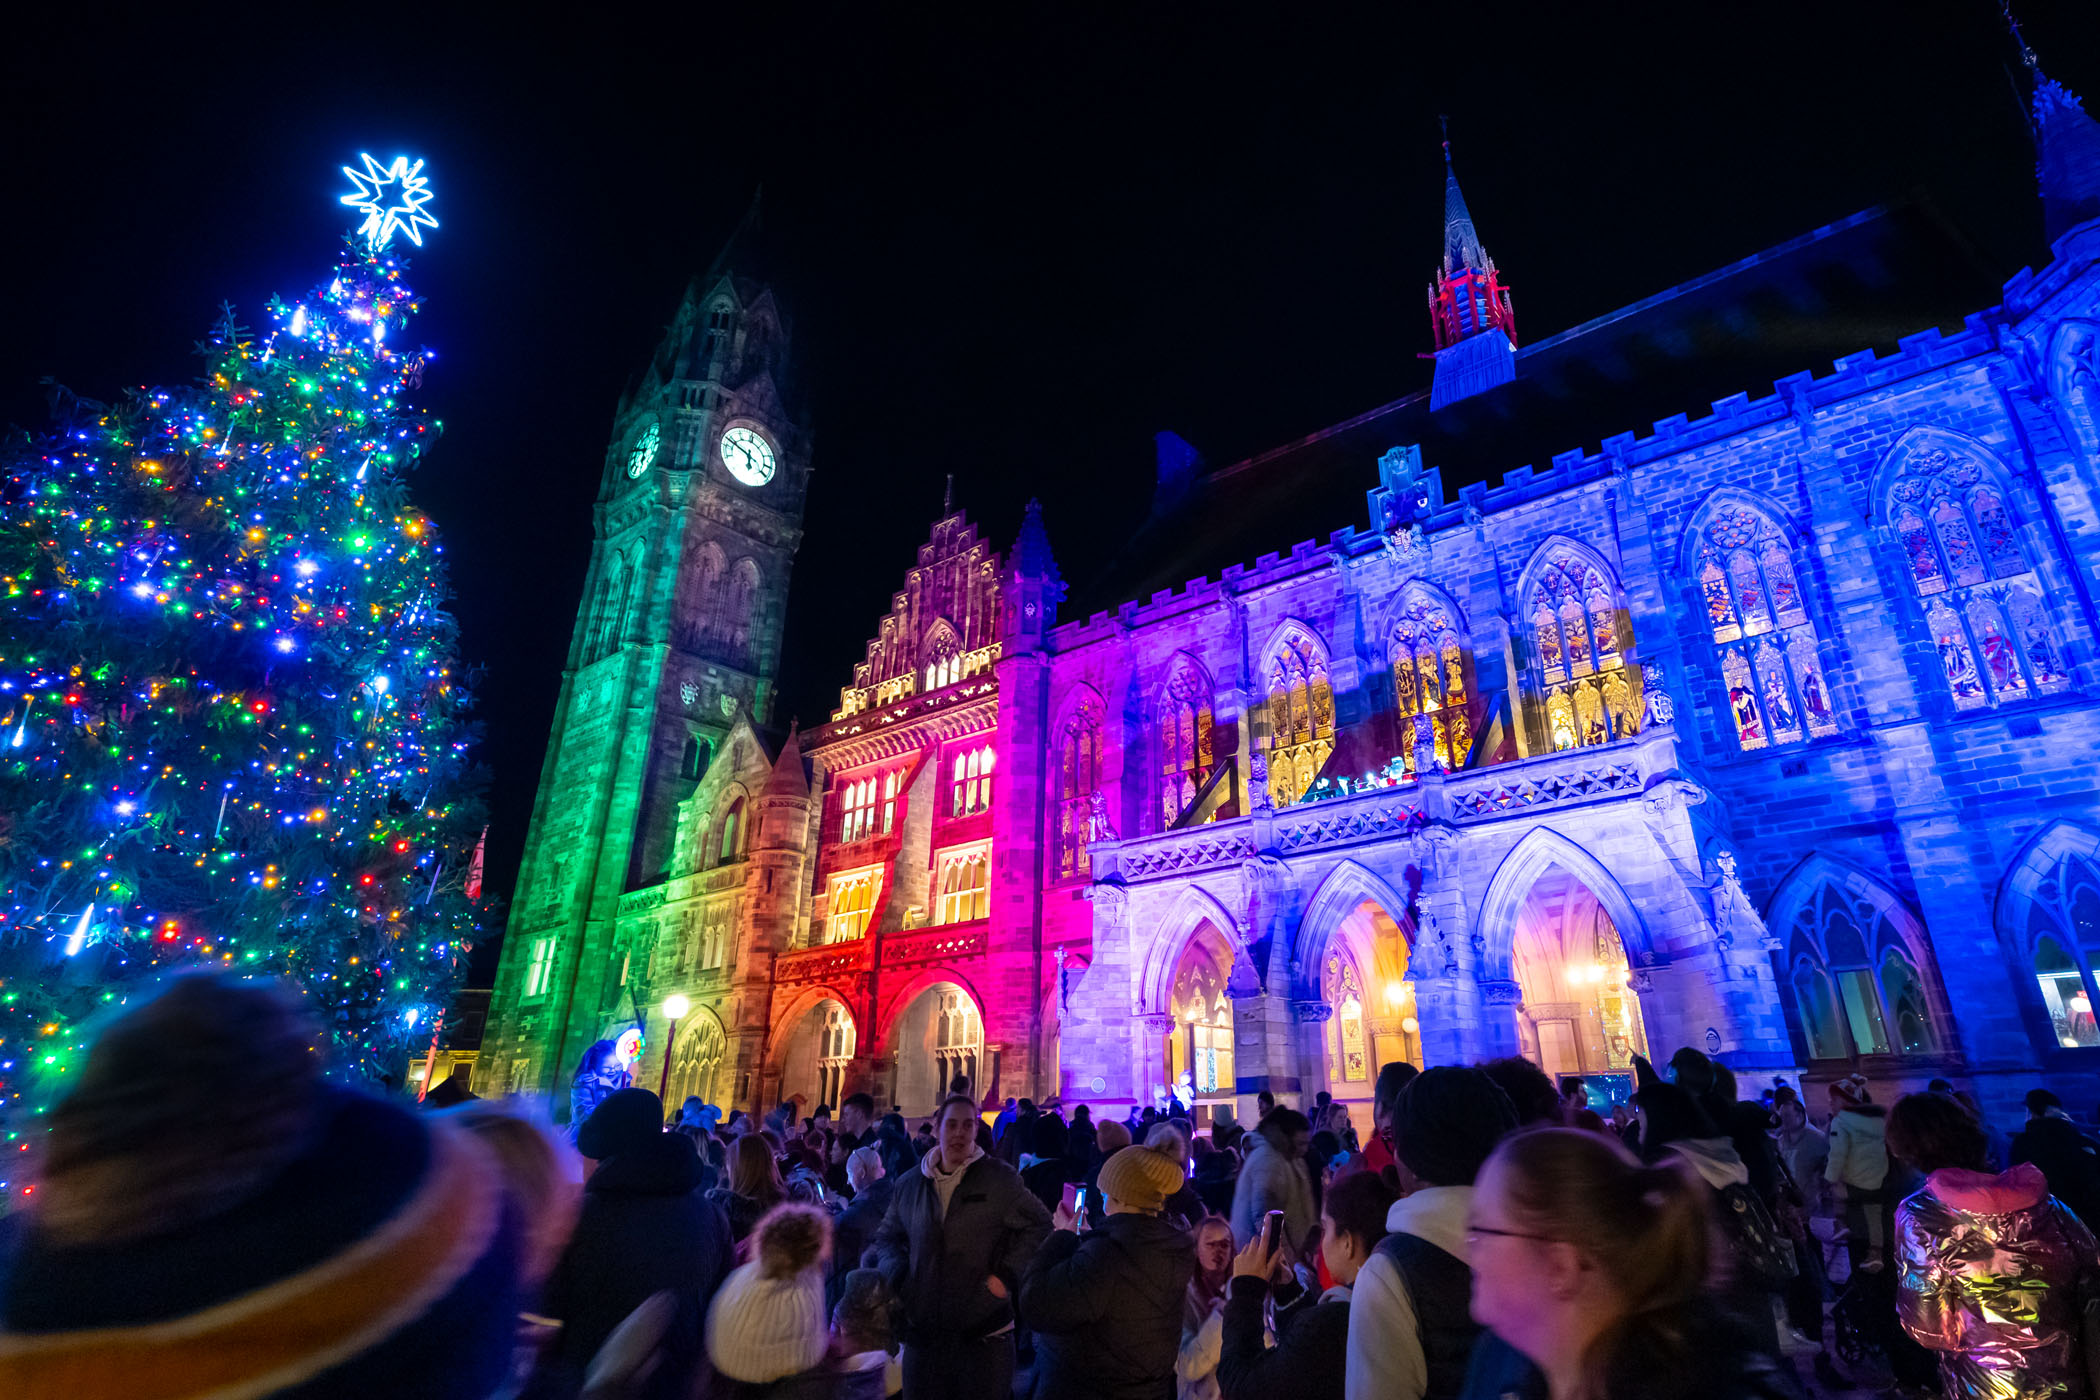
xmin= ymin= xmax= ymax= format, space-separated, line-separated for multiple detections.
xmin=340 ymin=152 xmax=439 ymax=249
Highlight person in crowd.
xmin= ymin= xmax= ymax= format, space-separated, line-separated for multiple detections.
xmin=1952 ymin=1089 xmax=2010 ymax=1171
xmin=830 ymin=1146 xmax=894 ymax=1309
xmin=1148 ymin=1121 xmax=1209 ymax=1228
xmin=0 ymin=973 xmax=522 ymax=1399
xmin=1459 ymin=1128 xmax=1798 ymax=1400
xmin=1477 ymin=1056 xmax=1562 ymax=1127
xmin=1346 ymin=1065 xmax=1517 ymax=1400
xmin=712 ymin=1132 xmax=789 ymax=1244
xmin=1193 ymin=1137 xmax=1241 ymax=1218
xmin=1363 ymin=1062 xmax=1418 ymax=1180
xmin=2008 ymin=1087 xmax=2100 ymax=1228
xmin=1178 ymin=1216 xmax=1236 ymax=1400
xmin=1219 ymin=1167 xmax=1395 ymax=1400
xmin=1212 ymin=1104 xmax=1245 ymax=1156
xmin=1769 ymin=1086 xmax=1829 ymax=1358
xmin=441 ymin=1096 xmax=582 ymax=1299
xmin=1229 ymin=1107 xmax=1317 ymax=1252
xmin=991 ymin=1096 xmax=1019 ymax=1143
xmin=1633 ymin=1076 xmax=1797 ymax=1301
xmin=831 ymin=1268 xmax=904 ymax=1398
xmin=1558 ymin=1076 xmax=1588 ymax=1123
xmin=1022 ymin=1144 xmax=1199 ymax=1400
xmin=1022 ymin=1111 xmax=1074 ymax=1210
xmin=1256 ymin=1090 xmax=1277 ymax=1121
xmin=1086 ymin=1119 xmax=1135 ymax=1220
xmin=1069 ymin=1104 xmax=1098 ymax=1160
xmin=571 ymin=1037 xmax=633 ymax=1144
xmin=535 ymin=1087 xmax=735 ymax=1399
xmin=1825 ymin=1074 xmax=1890 ymax=1272
xmin=871 ymin=1094 xmax=1051 ymax=1400
xmin=706 ymin=1202 xmax=887 ymax=1400
xmin=1889 ymin=1090 xmax=2099 ymax=1400
xmin=873 ymin=1110 xmax=918 ymax=1184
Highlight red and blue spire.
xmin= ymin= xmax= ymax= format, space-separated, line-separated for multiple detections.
xmin=1428 ymin=128 xmax=1517 ymax=352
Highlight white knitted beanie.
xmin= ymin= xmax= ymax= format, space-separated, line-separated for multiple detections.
xmin=706 ymin=1259 xmax=828 ymax=1383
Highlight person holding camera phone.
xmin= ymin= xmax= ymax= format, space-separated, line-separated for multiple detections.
xmin=1021 ymin=1143 xmax=1198 ymax=1400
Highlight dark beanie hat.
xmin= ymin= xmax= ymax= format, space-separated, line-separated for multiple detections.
xmin=1392 ymin=1065 xmax=1518 ymax=1186
xmin=578 ymin=1087 xmax=666 ymax=1161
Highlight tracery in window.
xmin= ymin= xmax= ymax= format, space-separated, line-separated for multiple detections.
xmin=718 ymin=797 xmax=745 ymax=865
xmin=924 ymin=630 xmax=961 ymax=692
xmin=1158 ymin=659 xmax=1217 ymax=828
xmin=1167 ymin=937 xmax=1235 ymax=1099
xmin=816 ymin=1002 xmax=855 ymax=1112
xmin=824 ymin=866 xmax=882 ymax=944
xmin=1882 ymin=438 xmax=2070 ymax=708
xmin=1390 ymin=593 xmax=1475 ymax=774
xmin=1263 ymin=626 xmax=1335 ymax=806
xmin=933 ymin=988 xmax=982 ymax=1097
xmin=950 ymin=746 xmax=993 ymax=817
xmin=933 ymin=844 xmax=990 ymax=925
xmin=1054 ymin=694 xmax=1104 ymax=880
xmin=1685 ymin=501 xmax=1838 ymax=753
xmin=1778 ymin=869 xmax=1945 ymax=1062
xmin=2018 ymin=841 xmax=2100 ymax=1049
xmin=1525 ymin=549 xmax=1640 ymax=751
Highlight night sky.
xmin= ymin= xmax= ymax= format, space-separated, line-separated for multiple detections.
xmin=6 ymin=3 xmax=2094 ymax=979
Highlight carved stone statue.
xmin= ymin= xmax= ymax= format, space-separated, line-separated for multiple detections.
xmin=1641 ymin=662 xmax=1676 ymax=727
xmin=1085 ymin=789 xmax=1119 ymax=843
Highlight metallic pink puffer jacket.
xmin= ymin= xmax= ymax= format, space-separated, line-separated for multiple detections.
xmin=1895 ymin=1162 xmax=2097 ymax=1400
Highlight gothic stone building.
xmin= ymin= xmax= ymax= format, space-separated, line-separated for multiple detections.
xmin=480 ymin=80 xmax=2100 ymax=1130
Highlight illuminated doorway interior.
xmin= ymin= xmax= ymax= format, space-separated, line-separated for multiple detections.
xmin=1321 ymin=901 xmax=1419 ymax=1136
xmin=889 ymin=981 xmax=984 ymax=1117
xmin=1511 ymin=867 xmax=1648 ymax=1094
xmin=778 ymin=998 xmax=857 ymax=1113
xmin=1163 ymin=929 xmax=1236 ymax=1117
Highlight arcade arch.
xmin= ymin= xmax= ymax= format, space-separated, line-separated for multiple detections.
xmin=1509 ymin=865 xmax=1649 ymax=1088
xmin=887 ymin=980 xmax=985 ymax=1117
xmin=666 ymin=1009 xmax=727 ymax=1109
xmin=776 ymin=996 xmax=857 ymax=1114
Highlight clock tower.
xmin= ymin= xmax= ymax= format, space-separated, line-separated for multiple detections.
xmin=482 ymin=197 xmax=812 ymax=1099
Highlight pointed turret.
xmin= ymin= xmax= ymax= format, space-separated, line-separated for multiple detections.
xmin=765 ymin=722 xmax=809 ymax=800
xmin=1004 ymin=499 xmax=1067 ymax=654
xmin=2035 ymin=77 xmax=2100 ymax=243
xmin=1442 ymin=148 xmax=1488 ymax=277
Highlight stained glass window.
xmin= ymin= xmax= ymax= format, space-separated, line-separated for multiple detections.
xmin=1526 ymin=554 xmax=1636 ymax=751
xmin=1688 ymin=501 xmax=1838 ymax=752
xmin=1159 ymin=662 xmax=1217 ymax=828
xmin=1055 ymin=696 xmax=1104 ymax=880
xmin=1783 ymin=873 xmax=1944 ymax=1063
xmin=1391 ymin=596 xmax=1474 ymax=774
xmin=1265 ymin=629 xmax=1335 ymax=806
xmin=1323 ymin=949 xmax=1369 ymax=1086
xmin=1170 ymin=943 xmax=1235 ymax=1098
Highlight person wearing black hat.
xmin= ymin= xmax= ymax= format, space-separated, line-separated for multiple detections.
xmin=1344 ymin=1065 xmax=1517 ymax=1400
xmin=0 ymin=973 xmax=522 ymax=1399
xmin=527 ymin=1086 xmax=735 ymax=1400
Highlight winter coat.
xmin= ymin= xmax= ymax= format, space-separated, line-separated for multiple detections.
xmin=869 ymin=1151 xmax=1050 ymax=1346
xmin=706 ymin=1187 xmax=777 ymax=1246
xmin=534 ymin=1131 xmax=734 ymax=1399
xmin=1227 ymin=1134 xmax=1317 ymax=1250
xmin=1826 ymin=1106 xmax=1889 ymax=1192
xmin=1455 ymin=1314 xmax=1801 ymax=1400
xmin=1216 ymin=1276 xmax=1350 ymax=1400
xmin=1176 ymin=1285 xmax=1224 ymax=1400
xmin=1021 ymin=1212 xmax=1199 ymax=1400
xmin=2009 ymin=1113 xmax=2100 ymax=1230
xmin=1896 ymin=1162 xmax=2099 ymax=1400
xmin=829 ymin=1176 xmax=895 ymax=1307
xmin=709 ymin=1352 xmax=890 ymax=1400
xmin=1346 ymin=1184 xmax=1474 ymax=1400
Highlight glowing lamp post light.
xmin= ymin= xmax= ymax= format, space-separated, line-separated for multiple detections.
xmin=657 ymin=994 xmax=691 ymax=1099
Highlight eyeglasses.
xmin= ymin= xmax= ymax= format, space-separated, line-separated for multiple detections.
xmin=1465 ymin=1223 xmax=1557 ymax=1245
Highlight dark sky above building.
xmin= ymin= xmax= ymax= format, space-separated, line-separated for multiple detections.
xmin=5 ymin=4 xmax=2095 ymax=974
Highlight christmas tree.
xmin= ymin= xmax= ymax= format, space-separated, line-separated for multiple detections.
xmin=0 ymin=155 xmax=487 ymax=1196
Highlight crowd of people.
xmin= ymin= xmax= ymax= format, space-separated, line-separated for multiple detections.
xmin=5 ymin=972 xmax=2100 ymax=1400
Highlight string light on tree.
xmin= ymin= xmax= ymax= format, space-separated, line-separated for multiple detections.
xmin=0 ymin=152 xmax=487 ymax=1194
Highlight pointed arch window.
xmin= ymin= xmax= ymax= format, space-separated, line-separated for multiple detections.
xmin=1781 ymin=874 xmax=1945 ymax=1062
xmin=924 ymin=631 xmax=961 ymax=692
xmin=1323 ymin=948 xmax=1370 ymax=1086
xmin=817 ymin=1003 xmax=856 ymax=1112
xmin=718 ymin=797 xmax=745 ymax=865
xmin=1054 ymin=695 xmax=1105 ymax=881
xmin=668 ymin=1015 xmax=725 ymax=1109
xmin=1168 ymin=941 xmax=1235 ymax=1098
xmin=2019 ymin=847 xmax=2100 ymax=1049
xmin=1883 ymin=443 xmax=2070 ymax=709
xmin=1263 ymin=628 xmax=1336 ymax=806
xmin=1526 ymin=551 xmax=1641 ymax=751
xmin=933 ymin=989 xmax=982 ymax=1097
xmin=1158 ymin=660 xmax=1218 ymax=828
xmin=1688 ymin=502 xmax=1837 ymax=752
xmin=681 ymin=735 xmax=710 ymax=782
xmin=1390 ymin=595 xmax=1475 ymax=774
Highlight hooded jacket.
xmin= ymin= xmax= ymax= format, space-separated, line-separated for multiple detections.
xmin=1827 ymin=1106 xmax=1889 ymax=1192
xmin=1227 ymin=1133 xmax=1316 ymax=1251
xmin=870 ymin=1150 xmax=1050 ymax=1345
xmin=1896 ymin=1163 xmax=2098 ymax=1400
xmin=2008 ymin=1113 xmax=2100 ymax=1229
xmin=1022 ymin=1211 xmax=1198 ymax=1400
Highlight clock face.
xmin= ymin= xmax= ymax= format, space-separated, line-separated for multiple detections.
xmin=626 ymin=422 xmax=660 ymax=480
xmin=719 ymin=425 xmax=777 ymax=487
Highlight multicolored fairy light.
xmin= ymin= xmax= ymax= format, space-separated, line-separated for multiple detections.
xmin=0 ymin=155 xmax=486 ymax=1196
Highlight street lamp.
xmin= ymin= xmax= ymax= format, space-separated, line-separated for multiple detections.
xmin=657 ymin=994 xmax=691 ymax=1100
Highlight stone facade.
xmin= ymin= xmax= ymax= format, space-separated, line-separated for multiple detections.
xmin=483 ymin=85 xmax=2100 ymax=1129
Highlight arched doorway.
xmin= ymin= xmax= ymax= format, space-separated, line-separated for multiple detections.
xmin=888 ymin=981 xmax=984 ymax=1117
xmin=777 ymin=997 xmax=856 ymax=1114
xmin=1511 ymin=866 xmax=1648 ymax=1101
xmin=1316 ymin=901 xmax=1418 ymax=1131
xmin=1161 ymin=929 xmax=1237 ymax=1119
xmin=667 ymin=1011 xmax=726 ymax=1110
